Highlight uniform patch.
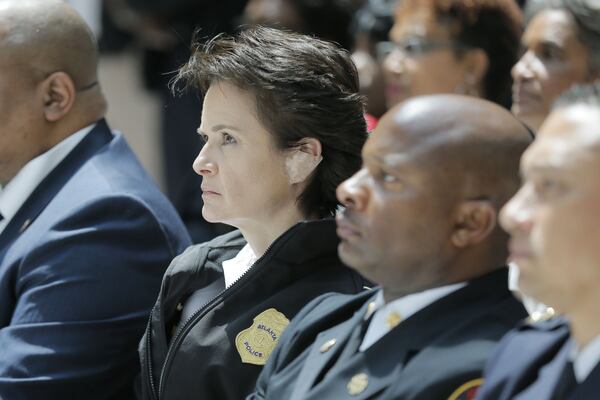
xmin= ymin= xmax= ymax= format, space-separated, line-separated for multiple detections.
xmin=235 ymin=308 xmax=290 ymax=365
xmin=447 ymin=378 xmax=483 ymax=400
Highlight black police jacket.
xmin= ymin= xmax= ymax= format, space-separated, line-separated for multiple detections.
xmin=137 ymin=219 xmax=368 ymax=400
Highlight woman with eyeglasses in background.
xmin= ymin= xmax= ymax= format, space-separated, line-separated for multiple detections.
xmin=382 ymin=0 xmax=523 ymax=109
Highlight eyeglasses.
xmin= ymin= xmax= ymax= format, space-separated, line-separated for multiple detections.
xmin=377 ymin=38 xmax=472 ymax=62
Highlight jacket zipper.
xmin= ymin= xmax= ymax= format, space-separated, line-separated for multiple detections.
xmin=144 ymin=306 xmax=158 ymax=399
xmin=153 ymin=225 xmax=300 ymax=399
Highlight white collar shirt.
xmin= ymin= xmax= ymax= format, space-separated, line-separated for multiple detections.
xmin=570 ymin=333 xmax=600 ymax=383
xmin=222 ymin=243 xmax=257 ymax=288
xmin=0 ymin=124 xmax=94 ymax=234
xmin=180 ymin=243 xmax=257 ymax=323
xmin=359 ymin=282 xmax=466 ymax=351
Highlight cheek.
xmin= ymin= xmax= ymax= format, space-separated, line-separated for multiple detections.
xmin=533 ymin=202 xmax=600 ymax=272
xmin=411 ymin=56 xmax=462 ymax=94
xmin=541 ymin=64 xmax=587 ymax=100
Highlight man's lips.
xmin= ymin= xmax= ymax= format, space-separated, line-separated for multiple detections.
xmin=508 ymin=238 xmax=533 ymax=261
xmin=335 ymin=214 xmax=362 ymax=241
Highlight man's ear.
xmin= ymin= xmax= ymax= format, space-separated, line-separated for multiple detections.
xmin=451 ymin=200 xmax=497 ymax=248
xmin=42 ymin=72 xmax=76 ymax=122
xmin=285 ymin=138 xmax=323 ymax=185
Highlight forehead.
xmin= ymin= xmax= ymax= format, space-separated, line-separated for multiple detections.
xmin=365 ymin=112 xmax=443 ymax=167
xmin=523 ymin=105 xmax=600 ymax=171
xmin=524 ymin=9 xmax=580 ymax=46
xmin=201 ymin=82 xmax=260 ymax=124
xmin=392 ymin=4 xmax=452 ymax=40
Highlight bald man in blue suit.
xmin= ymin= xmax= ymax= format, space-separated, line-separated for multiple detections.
xmin=0 ymin=1 xmax=191 ymax=399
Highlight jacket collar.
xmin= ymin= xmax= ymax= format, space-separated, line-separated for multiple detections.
xmin=292 ymin=268 xmax=516 ymax=399
xmin=0 ymin=119 xmax=112 ymax=252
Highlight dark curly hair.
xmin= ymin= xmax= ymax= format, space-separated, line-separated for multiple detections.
xmin=173 ymin=26 xmax=368 ymax=218
xmin=397 ymin=0 xmax=523 ymax=109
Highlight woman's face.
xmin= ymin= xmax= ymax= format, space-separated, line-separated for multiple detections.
xmin=382 ymin=5 xmax=472 ymax=108
xmin=194 ymin=82 xmax=297 ymax=228
xmin=511 ymin=9 xmax=591 ymax=131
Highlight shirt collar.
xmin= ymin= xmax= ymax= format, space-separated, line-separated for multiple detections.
xmin=367 ymin=281 xmax=467 ymax=321
xmin=222 ymin=243 xmax=257 ymax=288
xmin=359 ymin=281 xmax=466 ymax=351
xmin=0 ymin=124 xmax=95 ymax=231
xmin=570 ymin=334 xmax=600 ymax=383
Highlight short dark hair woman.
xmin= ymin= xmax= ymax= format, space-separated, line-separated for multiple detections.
xmin=382 ymin=0 xmax=523 ymax=109
xmin=137 ymin=26 xmax=369 ymax=400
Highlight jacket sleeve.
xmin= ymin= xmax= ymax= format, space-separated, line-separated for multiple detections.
xmin=0 ymin=196 xmax=188 ymax=400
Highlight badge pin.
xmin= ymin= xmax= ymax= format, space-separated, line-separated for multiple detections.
xmin=385 ymin=311 xmax=402 ymax=329
xmin=347 ymin=373 xmax=369 ymax=396
xmin=365 ymin=301 xmax=377 ymax=319
xmin=319 ymin=338 xmax=336 ymax=353
xmin=19 ymin=219 xmax=32 ymax=234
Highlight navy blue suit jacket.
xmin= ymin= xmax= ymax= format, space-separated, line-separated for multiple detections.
xmin=0 ymin=120 xmax=191 ymax=399
xmin=477 ymin=317 xmax=600 ymax=399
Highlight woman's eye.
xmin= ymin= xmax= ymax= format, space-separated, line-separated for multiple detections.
xmin=538 ymin=45 xmax=562 ymax=62
xmin=534 ymin=179 xmax=564 ymax=198
xmin=222 ymin=133 xmax=236 ymax=145
xmin=382 ymin=172 xmax=397 ymax=183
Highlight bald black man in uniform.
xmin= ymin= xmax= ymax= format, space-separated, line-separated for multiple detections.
xmin=248 ymin=94 xmax=531 ymax=400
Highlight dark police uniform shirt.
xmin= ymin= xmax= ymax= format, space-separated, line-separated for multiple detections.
xmin=477 ymin=317 xmax=600 ymax=399
xmin=249 ymin=268 xmax=527 ymax=399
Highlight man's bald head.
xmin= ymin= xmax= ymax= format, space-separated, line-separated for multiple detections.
xmin=0 ymin=0 xmax=98 ymax=88
xmin=0 ymin=0 xmax=106 ymax=186
xmin=336 ymin=94 xmax=532 ymax=295
xmin=379 ymin=95 xmax=532 ymax=210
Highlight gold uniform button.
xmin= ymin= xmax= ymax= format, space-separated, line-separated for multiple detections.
xmin=385 ymin=311 xmax=402 ymax=329
xmin=319 ymin=339 xmax=336 ymax=353
xmin=347 ymin=373 xmax=369 ymax=396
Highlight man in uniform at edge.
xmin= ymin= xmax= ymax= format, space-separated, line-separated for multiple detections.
xmin=248 ymin=94 xmax=531 ymax=399
xmin=477 ymin=81 xmax=600 ymax=399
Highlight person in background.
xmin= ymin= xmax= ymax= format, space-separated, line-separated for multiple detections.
xmin=137 ymin=26 xmax=369 ymax=400
xmin=383 ymin=0 xmax=522 ymax=109
xmin=248 ymin=94 xmax=531 ymax=399
xmin=477 ymin=81 xmax=600 ymax=400
xmin=243 ymin=0 xmax=356 ymax=50
xmin=0 ymin=1 xmax=191 ymax=399
xmin=350 ymin=0 xmax=398 ymax=124
xmin=511 ymin=0 xmax=600 ymax=132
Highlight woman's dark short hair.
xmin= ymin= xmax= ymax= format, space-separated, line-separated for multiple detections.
xmin=397 ymin=0 xmax=523 ymax=109
xmin=525 ymin=0 xmax=600 ymax=75
xmin=174 ymin=26 xmax=367 ymax=218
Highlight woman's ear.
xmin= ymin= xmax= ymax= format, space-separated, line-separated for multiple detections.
xmin=451 ymin=199 xmax=497 ymax=248
xmin=42 ymin=71 xmax=76 ymax=122
xmin=464 ymin=48 xmax=489 ymax=93
xmin=285 ymin=138 xmax=323 ymax=184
